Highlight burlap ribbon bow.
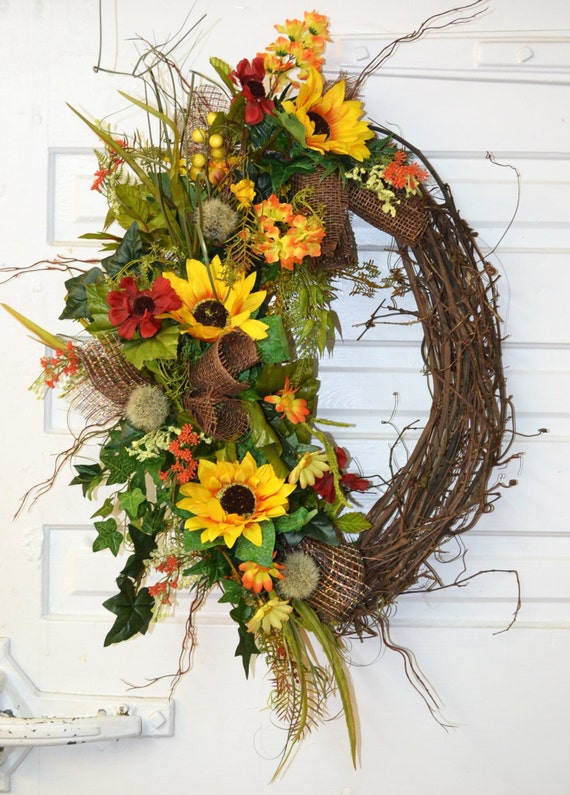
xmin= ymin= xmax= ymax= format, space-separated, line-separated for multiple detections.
xmin=183 ymin=329 xmax=260 ymax=441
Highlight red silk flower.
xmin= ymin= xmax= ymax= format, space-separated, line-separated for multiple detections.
xmin=107 ymin=276 xmax=182 ymax=340
xmin=231 ymin=57 xmax=275 ymax=125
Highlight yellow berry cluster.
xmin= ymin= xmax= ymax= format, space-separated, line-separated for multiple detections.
xmin=189 ymin=112 xmax=229 ymax=185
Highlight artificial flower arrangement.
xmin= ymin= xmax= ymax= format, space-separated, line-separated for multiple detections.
xmin=3 ymin=1 xmax=515 ymax=777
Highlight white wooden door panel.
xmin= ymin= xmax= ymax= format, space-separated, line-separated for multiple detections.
xmin=1 ymin=1 xmax=568 ymax=793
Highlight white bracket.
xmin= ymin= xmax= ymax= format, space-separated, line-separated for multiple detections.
xmin=0 ymin=638 xmax=174 ymax=792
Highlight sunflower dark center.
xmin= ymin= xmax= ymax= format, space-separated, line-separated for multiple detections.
xmin=132 ymin=295 xmax=156 ymax=315
xmin=307 ymin=111 xmax=330 ymax=138
xmin=247 ymin=80 xmax=266 ymax=99
xmin=218 ymin=484 xmax=257 ymax=517
xmin=193 ymin=299 xmax=230 ymax=328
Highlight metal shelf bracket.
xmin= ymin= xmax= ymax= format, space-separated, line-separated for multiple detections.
xmin=0 ymin=638 xmax=174 ymax=792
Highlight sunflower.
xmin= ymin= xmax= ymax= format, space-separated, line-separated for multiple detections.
xmin=177 ymin=452 xmax=295 ymax=548
xmin=161 ymin=256 xmax=268 ymax=342
xmin=281 ymin=68 xmax=374 ymax=162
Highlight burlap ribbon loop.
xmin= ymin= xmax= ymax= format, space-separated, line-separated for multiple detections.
xmin=297 ymin=537 xmax=369 ymax=625
xmin=290 ymin=169 xmax=359 ymax=271
xmin=347 ymin=183 xmax=429 ymax=245
xmin=184 ymin=329 xmax=260 ymax=441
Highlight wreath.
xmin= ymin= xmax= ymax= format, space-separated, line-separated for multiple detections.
xmin=3 ymin=3 xmax=518 ymax=777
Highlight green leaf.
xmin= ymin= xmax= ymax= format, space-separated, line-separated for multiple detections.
xmin=234 ymin=623 xmax=259 ymax=678
xmin=120 ymin=525 xmax=158 ymax=580
xmin=334 ymin=511 xmax=371 ymax=535
xmin=101 ymin=223 xmax=143 ymax=276
xmin=234 ymin=520 xmax=275 ymax=566
xmin=261 ymin=443 xmax=290 ymax=479
xmin=274 ymin=110 xmax=308 ymax=146
xmin=59 ymin=267 xmax=106 ymax=321
xmin=218 ymin=579 xmax=245 ymax=605
xmin=209 ymin=57 xmax=236 ymax=94
xmin=70 ymin=463 xmax=105 ymax=499
xmin=92 ymin=518 xmax=123 ymax=556
xmin=274 ymin=506 xmax=317 ymax=534
xmin=113 ymin=183 xmax=168 ymax=233
xmin=256 ymin=315 xmax=290 ymax=363
xmin=285 ymin=510 xmax=339 ymax=547
xmin=100 ymin=444 xmax=139 ymax=486
xmin=103 ymin=576 xmax=154 ymax=646
xmin=1 ymin=304 xmax=67 ymax=350
xmin=121 ymin=324 xmax=181 ymax=369
xmin=91 ymin=497 xmax=115 ymax=519
xmin=293 ymin=600 xmax=357 ymax=768
xmin=117 ymin=487 xmax=146 ymax=520
xmin=84 ymin=282 xmax=115 ymax=335
xmin=184 ymin=549 xmax=229 ymax=585
xmin=184 ymin=528 xmax=220 ymax=553
xmin=242 ymin=401 xmax=282 ymax=450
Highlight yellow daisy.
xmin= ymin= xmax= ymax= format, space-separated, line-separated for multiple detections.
xmin=162 ymin=255 xmax=268 ymax=342
xmin=246 ymin=596 xmax=293 ymax=634
xmin=281 ymin=68 xmax=374 ymax=162
xmin=177 ymin=452 xmax=295 ymax=548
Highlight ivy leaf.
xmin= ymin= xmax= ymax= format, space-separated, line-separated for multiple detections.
xmin=218 ymin=579 xmax=245 ymax=605
xmin=120 ymin=524 xmax=158 ymax=581
xmin=91 ymin=497 xmax=115 ymax=519
xmin=103 ymin=576 xmax=154 ymax=646
xmin=117 ymin=487 xmax=146 ymax=520
xmin=234 ymin=624 xmax=259 ymax=678
xmin=92 ymin=518 xmax=123 ymax=556
xmin=121 ymin=324 xmax=181 ymax=369
xmin=256 ymin=315 xmax=290 ymax=363
xmin=100 ymin=444 xmax=139 ymax=485
xmin=334 ymin=511 xmax=372 ymax=534
xmin=235 ymin=520 xmax=275 ymax=567
xmin=183 ymin=549 xmax=229 ymax=585
xmin=70 ymin=463 xmax=105 ymax=498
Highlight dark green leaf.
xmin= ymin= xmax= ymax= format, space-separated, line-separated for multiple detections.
xmin=100 ymin=444 xmax=139 ymax=486
xmin=284 ymin=510 xmax=339 ymax=547
xmin=103 ymin=576 xmax=154 ymax=645
xmin=234 ymin=624 xmax=259 ymax=678
xmin=120 ymin=525 xmax=157 ymax=580
xmin=70 ymin=463 xmax=105 ymax=498
xmin=59 ymin=267 xmax=105 ymax=321
xmin=101 ymin=223 xmax=143 ymax=276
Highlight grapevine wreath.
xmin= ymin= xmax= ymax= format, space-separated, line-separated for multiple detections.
xmin=3 ymin=2 xmax=518 ymax=776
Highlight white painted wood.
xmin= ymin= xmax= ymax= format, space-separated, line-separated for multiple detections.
xmin=0 ymin=0 xmax=568 ymax=792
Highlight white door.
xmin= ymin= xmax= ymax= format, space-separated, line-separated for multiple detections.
xmin=1 ymin=1 xmax=568 ymax=793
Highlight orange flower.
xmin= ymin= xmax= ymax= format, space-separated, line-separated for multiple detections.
xmin=264 ymin=376 xmax=310 ymax=424
xmin=382 ymin=150 xmax=429 ymax=194
xmin=253 ymin=195 xmax=324 ymax=270
xmin=239 ymin=557 xmax=285 ymax=593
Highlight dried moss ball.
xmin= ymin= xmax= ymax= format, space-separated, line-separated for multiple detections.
xmin=277 ymin=551 xmax=320 ymax=601
xmin=125 ymin=384 xmax=169 ymax=432
xmin=200 ymin=198 xmax=239 ymax=244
